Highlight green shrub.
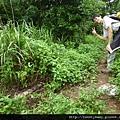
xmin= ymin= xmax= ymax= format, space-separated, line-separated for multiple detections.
xmin=0 ymin=94 xmax=28 ymax=114
xmin=32 ymin=92 xmax=84 ymax=114
xmin=31 ymin=88 xmax=106 ymax=114
xmin=0 ymin=23 xmax=26 ymax=84
xmin=0 ymin=22 xmax=53 ymax=87
xmin=0 ymin=22 xmax=105 ymax=92
xmin=77 ymin=86 xmax=106 ymax=114
xmin=45 ymin=35 xmax=105 ymax=90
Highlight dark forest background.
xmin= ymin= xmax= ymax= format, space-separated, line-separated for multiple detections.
xmin=0 ymin=0 xmax=119 ymax=46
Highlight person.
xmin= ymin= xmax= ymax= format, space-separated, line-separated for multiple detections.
xmin=92 ymin=14 xmax=120 ymax=73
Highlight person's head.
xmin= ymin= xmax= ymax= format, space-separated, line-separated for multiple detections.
xmin=92 ymin=14 xmax=103 ymax=24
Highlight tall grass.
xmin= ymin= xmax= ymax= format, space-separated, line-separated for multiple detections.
xmin=0 ymin=22 xmax=53 ymax=87
xmin=0 ymin=22 xmax=111 ymax=114
xmin=0 ymin=21 xmax=105 ymax=90
xmin=0 ymin=23 xmax=24 ymax=83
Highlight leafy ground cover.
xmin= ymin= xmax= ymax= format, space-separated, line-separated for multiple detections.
xmin=0 ymin=23 xmax=120 ymax=114
xmin=0 ymin=22 xmax=104 ymax=90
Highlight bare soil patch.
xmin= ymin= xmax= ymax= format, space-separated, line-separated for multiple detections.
xmin=96 ymin=54 xmax=120 ymax=114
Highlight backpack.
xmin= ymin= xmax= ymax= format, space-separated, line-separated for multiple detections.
xmin=110 ymin=16 xmax=120 ymax=21
xmin=109 ymin=12 xmax=120 ymax=21
xmin=107 ymin=13 xmax=120 ymax=32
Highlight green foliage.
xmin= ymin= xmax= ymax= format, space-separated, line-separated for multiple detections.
xmin=0 ymin=94 xmax=28 ymax=114
xmin=0 ymin=22 xmax=42 ymax=86
xmin=33 ymin=92 xmax=84 ymax=114
xmin=109 ymin=50 xmax=120 ymax=96
xmin=42 ymin=0 xmax=105 ymax=44
xmin=0 ymin=22 xmax=105 ymax=91
xmin=44 ymin=35 xmax=105 ymax=91
xmin=43 ymin=4 xmax=81 ymax=42
xmin=0 ymin=0 xmax=39 ymax=24
xmin=79 ymin=0 xmax=105 ymax=34
xmin=110 ymin=50 xmax=120 ymax=73
xmin=0 ymin=0 xmax=105 ymax=45
xmin=0 ymin=87 xmax=106 ymax=114
xmin=0 ymin=22 xmax=26 ymax=83
xmin=77 ymin=86 xmax=106 ymax=114
xmin=0 ymin=22 xmax=52 ymax=87
xmin=102 ymin=0 xmax=120 ymax=14
xmin=0 ymin=22 xmax=115 ymax=114
xmin=77 ymin=35 xmax=105 ymax=60
xmin=30 ymin=88 xmax=106 ymax=114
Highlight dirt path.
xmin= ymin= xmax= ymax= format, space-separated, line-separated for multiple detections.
xmin=96 ymin=54 xmax=120 ymax=114
xmin=60 ymin=53 xmax=120 ymax=114
xmin=1 ymin=53 xmax=120 ymax=114
xmin=12 ymin=53 xmax=119 ymax=114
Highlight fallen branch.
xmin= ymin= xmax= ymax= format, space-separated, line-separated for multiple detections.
xmin=16 ymin=82 xmax=45 ymax=97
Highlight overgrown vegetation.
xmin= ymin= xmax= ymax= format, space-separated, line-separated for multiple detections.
xmin=0 ymin=94 xmax=28 ymax=114
xmin=0 ymin=86 xmax=106 ymax=114
xmin=30 ymin=86 xmax=106 ymax=114
xmin=0 ymin=0 xmax=120 ymax=115
xmin=0 ymin=0 xmax=105 ymax=45
xmin=0 ymin=22 xmax=108 ymax=114
xmin=0 ymin=23 xmax=105 ymax=91
xmin=110 ymin=50 xmax=120 ymax=99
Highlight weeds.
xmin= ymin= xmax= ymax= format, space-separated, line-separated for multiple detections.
xmin=0 ymin=22 xmax=104 ymax=90
xmin=110 ymin=50 xmax=120 ymax=98
xmin=77 ymin=86 xmax=106 ymax=114
xmin=0 ymin=94 xmax=28 ymax=114
xmin=0 ymin=22 xmax=116 ymax=114
xmin=28 ymin=87 xmax=106 ymax=114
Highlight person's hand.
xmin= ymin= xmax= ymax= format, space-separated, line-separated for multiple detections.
xmin=92 ymin=27 xmax=97 ymax=35
xmin=106 ymin=44 xmax=113 ymax=53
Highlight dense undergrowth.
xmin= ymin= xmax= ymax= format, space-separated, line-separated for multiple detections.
xmin=0 ymin=22 xmax=120 ymax=114
xmin=0 ymin=22 xmax=104 ymax=90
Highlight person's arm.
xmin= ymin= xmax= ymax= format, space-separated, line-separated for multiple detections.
xmin=92 ymin=27 xmax=106 ymax=41
xmin=105 ymin=26 xmax=113 ymax=52
xmin=107 ymin=26 xmax=113 ymax=45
